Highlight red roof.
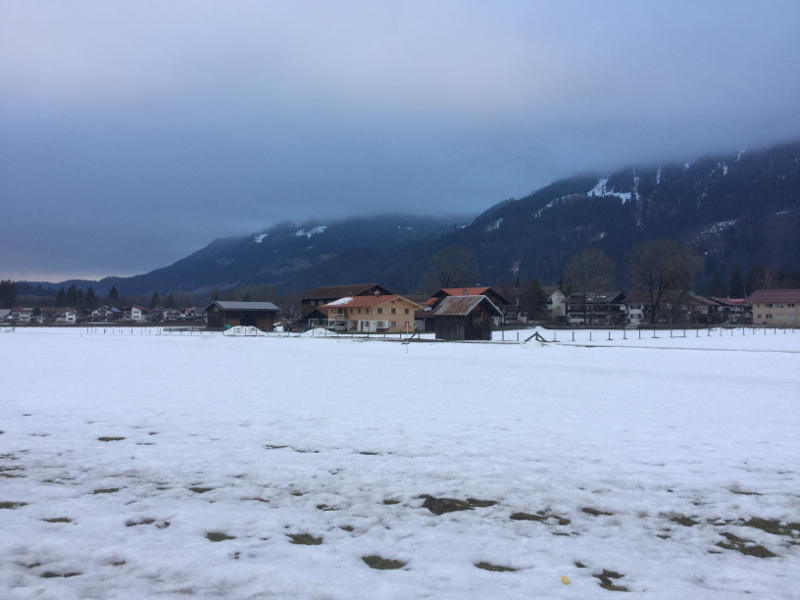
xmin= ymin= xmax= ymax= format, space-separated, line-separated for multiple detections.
xmin=747 ymin=289 xmax=800 ymax=303
xmin=319 ymin=295 xmax=422 ymax=310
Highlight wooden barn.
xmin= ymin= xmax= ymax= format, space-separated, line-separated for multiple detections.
xmin=205 ymin=301 xmax=279 ymax=332
xmin=431 ymin=295 xmax=502 ymax=341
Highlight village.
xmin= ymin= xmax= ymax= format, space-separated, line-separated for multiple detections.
xmin=2 ymin=283 xmax=798 ymax=339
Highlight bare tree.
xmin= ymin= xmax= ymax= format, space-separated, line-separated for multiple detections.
xmin=626 ymin=238 xmax=702 ymax=324
xmin=563 ymin=249 xmax=616 ymax=325
xmin=424 ymin=246 xmax=477 ymax=291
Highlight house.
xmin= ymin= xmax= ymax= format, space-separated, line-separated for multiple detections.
xmin=623 ymin=290 xmax=691 ymax=325
xmin=424 ymin=287 xmax=511 ymax=311
xmin=567 ymin=291 xmax=626 ymax=326
xmin=205 ymin=300 xmax=279 ymax=332
xmin=0 ymin=308 xmax=11 ymax=322
xmin=542 ymin=286 xmax=567 ymax=321
xmin=122 ymin=306 xmax=148 ymax=321
xmin=91 ymin=305 xmax=122 ymax=321
xmin=300 ymin=283 xmax=393 ymax=326
xmin=747 ymin=289 xmax=800 ymax=325
xmin=319 ymin=295 xmax=420 ymax=333
xmin=10 ymin=307 xmax=34 ymax=323
xmin=431 ymin=295 xmax=503 ymax=341
xmin=162 ymin=308 xmax=184 ymax=321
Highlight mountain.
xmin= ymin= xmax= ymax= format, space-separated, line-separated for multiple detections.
xmin=18 ymin=215 xmax=469 ymax=298
xmin=18 ymin=140 xmax=800 ymax=298
xmin=444 ymin=141 xmax=800 ymax=288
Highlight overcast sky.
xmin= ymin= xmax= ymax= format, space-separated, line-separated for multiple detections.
xmin=2 ymin=1 xmax=800 ymax=281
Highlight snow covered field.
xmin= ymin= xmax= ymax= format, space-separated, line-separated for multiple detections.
xmin=1 ymin=328 xmax=799 ymax=599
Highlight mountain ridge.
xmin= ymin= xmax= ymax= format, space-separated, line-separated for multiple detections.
xmin=16 ymin=140 xmax=800 ymax=298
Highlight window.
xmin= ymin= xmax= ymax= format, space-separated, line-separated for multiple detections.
xmin=404 ymin=308 xmax=409 ymax=314
xmin=391 ymin=308 xmax=396 ymax=314
xmin=391 ymin=321 xmax=397 ymax=327
xmin=767 ymin=303 xmax=773 ymax=308
xmin=377 ymin=308 xmax=383 ymax=314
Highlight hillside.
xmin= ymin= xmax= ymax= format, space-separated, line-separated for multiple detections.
xmin=18 ymin=140 xmax=800 ymax=297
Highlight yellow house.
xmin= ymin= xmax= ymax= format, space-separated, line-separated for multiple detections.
xmin=319 ymin=295 xmax=422 ymax=333
xmin=748 ymin=289 xmax=800 ymax=325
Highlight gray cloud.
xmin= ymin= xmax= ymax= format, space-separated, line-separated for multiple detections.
xmin=2 ymin=1 xmax=800 ymax=280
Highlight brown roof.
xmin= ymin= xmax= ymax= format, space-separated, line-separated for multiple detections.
xmin=688 ymin=294 xmax=720 ymax=307
xmin=431 ymin=295 xmax=503 ymax=317
xmin=428 ymin=286 xmax=511 ymax=306
xmin=709 ymin=297 xmax=745 ymax=306
xmin=319 ymin=295 xmax=422 ymax=310
xmin=747 ymin=289 xmax=800 ymax=303
xmin=301 ymin=283 xmax=392 ymax=300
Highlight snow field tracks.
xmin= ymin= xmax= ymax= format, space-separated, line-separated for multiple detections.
xmin=0 ymin=328 xmax=799 ymax=598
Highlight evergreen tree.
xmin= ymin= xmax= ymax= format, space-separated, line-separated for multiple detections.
xmin=710 ymin=270 xmax=726 ymax=297
xmin=86 ymin=288 xmax=97 ymax=310
xmin=166 ymin=293 xmax=175 ymax=308
xmin=149 ymin=292 xmax=160 ymax=309
xmin=0 ymin=280 xmax=16 ymax=308
xmin=519 ymin=279 xmax=547 ymax=321
xmin=66 ymin=285 xmax=77 ymax=307
xmin=109 ymin=286 xmax=119 ymax=299
xmin=56 ymin=289 xmax=66 ymax=307
xmin=76 ymin=289 xmax=85 ymax=309
xmin=729 ymin=266 xmax=745 ymax=298
xmin=746 ymin=265 xmax=766 ymax=295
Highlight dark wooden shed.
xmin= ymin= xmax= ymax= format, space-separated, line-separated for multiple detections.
xmin=205 ymin=301 xmax=279 ymax=332
xmin=431 ymin=295 xmax=502 ymax=341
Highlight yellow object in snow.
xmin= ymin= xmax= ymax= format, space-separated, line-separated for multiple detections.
xmin=561 ymin=575 xmax=570 ymax=585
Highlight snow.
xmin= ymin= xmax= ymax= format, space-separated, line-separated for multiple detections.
xmin=484 ymin=218 xmax=503 ymax=233
xmin=295 ymin=226 xmax=327 ymax=239
xmin=587 ymin=178 xmax=632 ymax=204
xmin=253 ymin=234 xmax=268 ymax=244
xmin=1 ymin=328 xmax=799 ymax=599
xmin=656 ymin=165 xmax=662 ymax=185
xmin=326 ymin=297 xmax=353 ymax=306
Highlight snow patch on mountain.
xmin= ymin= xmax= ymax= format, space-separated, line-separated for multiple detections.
xmin=485 ymin=218 xmax=503 ymax=233
xmin=254 ymin=233 xmax=268 ymax=244
xmin=296 ymin=225 xmax=327 ymax=239
xmin=587 ymin=178 xmax=632 ymax=204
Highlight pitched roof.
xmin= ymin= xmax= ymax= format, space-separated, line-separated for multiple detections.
xmin=541 ymin=286 xmax=564 ymax=297
xmin=206 ymin=301 xmax=279 ymax=311
xmin=431 ymin=295 xmax=503 ymax=317
xmin=746 ymin=289 xmax=800 ymax=303
xmin=301 ymin=283 xmax=391 ymax=300
xmin=430 ymin=286 xmax=511 ymax=306
xmin=319 ymin=295 xmax=422 ymax=310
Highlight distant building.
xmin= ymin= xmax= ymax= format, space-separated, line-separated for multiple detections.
xmin=567 ymin=291 xmax=626 ymax=326
xmin=542 ymin=286 xmax=567 ymax=320
xmin=319 ymin=295 xmax=420 ymax=333
xmin=300 ymin=283 xmax=393 ymax=327
xmin=205 ymin=301 xmax=280 ymax=332
xmin=424 ymin=286 xmax=511 ymax=311
xmin=748 ymin=289 xmax=800 ymax=325
xmin=431 ymin=295 xmax=503 ymax=341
